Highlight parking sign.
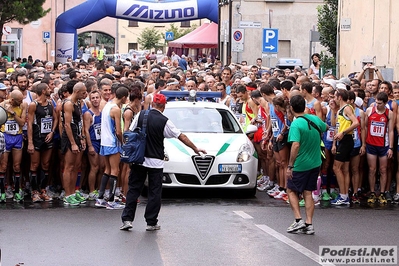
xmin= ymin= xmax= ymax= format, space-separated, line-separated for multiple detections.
xmin=262 ymin=29 xmax=278 ymax=53
xmin=43 ymin=31 xmax=51 ymax=43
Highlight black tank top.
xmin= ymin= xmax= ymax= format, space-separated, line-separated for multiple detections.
xmin=61 ymin=99 xmax=82 ymax=136
xmin=33 ymin=100 xmax=54 ymax=136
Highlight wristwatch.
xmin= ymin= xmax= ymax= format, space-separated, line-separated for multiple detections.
xmin=288 ymin=165 xmax=294 ymax=170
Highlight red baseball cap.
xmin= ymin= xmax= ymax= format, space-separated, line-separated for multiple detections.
xmin=153 ymin=93 xmax=167 ymax=104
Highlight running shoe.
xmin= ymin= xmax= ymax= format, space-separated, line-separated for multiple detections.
xmin=299 ymin=199 xmax=305 ymax=207
xmin=74 ymin=191 xmax=87 ymax=204
xmin=297 ymin=224 xmax=315 ymax=235
xmin=120 ymin=221 xmax=133 ymax=231
xmin=257 ymin=180 xmax=270 ymax=192
xmin=274 ymin=190 xmax=287 ymax=199
xmin=330 ymin=195 xmax=350 ymax=205
xmin=384 ymin=192 xmax=392 ymax=203
xmin=321 ymin=192 xmax=331 ymax=201
xmin=287 ymin=220 xmax=305 ymax=233
xmin=267 ymin=185 xmax=280 ymax=197
xmin=378 ymin=194 xmax=387 ymax=204
xmin=393 ymin=193 xmax=399 ymax=203
xmin=330 ymin=190 xmax=339 ymax=200
xmin=106 ymin=201 xmax=125 ymax=210
xmin=13 ymin=192 xmax=23 ymax=203
xmin=312 ymin=193 xmax=321 ymax=205
xmin=115 ymin=193 xmax=126 ymax=204
xmin=78 ymin=190 xmax=89 ymax=200
xmin=31 ymin=191 xmax=43 ymax=203
xmin=351 ymin=193 xmax=360 ymax=204
xmin=367 ymin=193 xmax=377 ymax=204
xmin=63 ymin=195 xmax=80 ymax=206
xmin=40 ymin=189 xmax=53 ymax=202
xmin=95 ymin=198 xmax=107 ymax=208
xmin=59 ymin=190 xmax=66 ymax=200
xmin=6 ymin=187 xmax=13 ymax=199
xmin=262 ymin=182 xmax=275 ymax=192
xmin=0 ymin=193 xmax=6 ymax=203
xmin=282 ymin=194 xmax=289 ymax=202
xmin=88 ymin=190 xmax=99 ymax=200
xmin=146 ymin=224 xmax=161 ymax=231
xmin=46 ymin=187 xmax=60 ymax=199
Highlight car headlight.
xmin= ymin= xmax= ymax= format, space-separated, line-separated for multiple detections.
xmin=237 ymin=143 xmax=252 ymax=162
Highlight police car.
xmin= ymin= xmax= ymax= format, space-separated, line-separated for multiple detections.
xmin=159 ymin=91 xmax=258 ymax=196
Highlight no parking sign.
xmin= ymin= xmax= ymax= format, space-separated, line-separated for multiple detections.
xmin=232 ymin=28 xmax=244 ymax=52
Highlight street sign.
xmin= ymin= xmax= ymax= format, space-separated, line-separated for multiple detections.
xmin=232 ymin=28 xmax=244 ymax=52
xmin=239 ymin=21 xmax=261 ymax=28
xmin=262 ymin=28 xmax=278 ymax=53
xmin=2 ymin=26 xmax=11 ymax=36
xmin=43 ymin=31 xmax=51 ymax=43
xmin=165 ymin=31 xmax=174 ymax=41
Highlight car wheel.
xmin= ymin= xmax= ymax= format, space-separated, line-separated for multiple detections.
xmin=242 ymin=186 xmax=256 ymax=198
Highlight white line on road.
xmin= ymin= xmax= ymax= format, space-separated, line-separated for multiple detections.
xmin=233 ymin=211 xmax=334 ymax=266
xmin=255 ymin=224 xmax=335 ymax=266
xmin=233 ymin=211 xmax=253 ymax=219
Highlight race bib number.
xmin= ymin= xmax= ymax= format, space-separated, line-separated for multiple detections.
xmin=5 ymin=121 xmax=19 ymax=135
xmin=271 ymin=118 xmax=280 ymax=133
xmin=370 ymin=121 xmax=385 ymax=137
xmin=93 ymin=123 xmax=101 ymax=140
xmin=41 ymin=117 xmax=53 ymax=134
xmin=326 ymin=127 xmax=335 ymax=142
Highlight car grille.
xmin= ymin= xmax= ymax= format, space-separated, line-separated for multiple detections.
xmin=205 ymin=175 xmax=230 ymax=185
xmin=175 ymin=174 xmax=201 ymax=185
xmin=192 ymin=155 xmax=214 ymax=180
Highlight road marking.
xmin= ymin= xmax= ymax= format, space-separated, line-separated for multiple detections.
xmin=233 ymin=211 xmax=334 ymax=266
xmin=233 ymin=211 xmax=253 ymax=219
xmin=256 ymin=224 xmax=335 ymax=266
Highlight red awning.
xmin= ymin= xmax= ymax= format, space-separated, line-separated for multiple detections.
xmin=168 ymin=22 xmax=218 ymax=49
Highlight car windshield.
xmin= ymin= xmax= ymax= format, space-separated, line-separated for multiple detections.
xmin=164 ymin=107 xmax=242 ymax=133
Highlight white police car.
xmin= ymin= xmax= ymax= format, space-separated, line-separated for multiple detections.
xmin=160 ymin=91 xmax=258 ymax=196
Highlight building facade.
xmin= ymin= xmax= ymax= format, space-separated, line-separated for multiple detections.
xmin=219 ymin=0 xmax=325 ymax=68
xmin=338 ymin=0 xmax=397 ymax=80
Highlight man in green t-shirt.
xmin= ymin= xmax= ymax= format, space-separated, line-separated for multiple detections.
xmin=286 ymin=95 xmax=327 ymax=235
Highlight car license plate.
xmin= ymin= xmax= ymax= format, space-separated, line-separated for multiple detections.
xmin=218 ymin=164 xmax=242 ymax=173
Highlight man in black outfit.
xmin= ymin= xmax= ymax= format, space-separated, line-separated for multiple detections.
xmin=120 ymin=94 xmax=206 ymax=231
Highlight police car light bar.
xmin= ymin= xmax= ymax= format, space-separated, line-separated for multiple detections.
xmin=159 ymin=90 xmax=222 ymax=99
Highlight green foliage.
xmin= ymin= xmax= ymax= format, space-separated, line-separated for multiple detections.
xmin=137 ymin=27 xmax=163 ymax=50
xmin=320 ymin=51 xmax=336 ymax=70
xmin=165 ymin=23 xmax=198 ymax=41
xmin=0 ymin=1 xmax=50 ymax=46
xmin=317 ymin=0 xmax=338 ymax=57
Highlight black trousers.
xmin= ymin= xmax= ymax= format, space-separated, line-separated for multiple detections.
xmin=121 ymin=164 xmax=163 ymax=226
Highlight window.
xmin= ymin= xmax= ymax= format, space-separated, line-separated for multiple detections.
xmin=181 ymin=21 xmax=190 ymax=28
xmin=128 ymin=43 xmax=138 ymax=50
xmin=128 ymin=21 xmax=138 ymax=27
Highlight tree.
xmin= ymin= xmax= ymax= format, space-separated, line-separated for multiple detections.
xmin=317 ymin=0 xmax=338 ymax=57
xmin=165 ymin=23 xmax=198 ymax=41
xmin=0 ymin=1 xmax=50 ymax=46
xmin=137 ymin=27 xmax=162 ymax=50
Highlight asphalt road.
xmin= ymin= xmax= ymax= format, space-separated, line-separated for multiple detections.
xmin=0 ymin=190 xmax=398 ymax=266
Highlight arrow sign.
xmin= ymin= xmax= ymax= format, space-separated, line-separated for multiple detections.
xmin=262 ymin=28 xmax=278 ymax=53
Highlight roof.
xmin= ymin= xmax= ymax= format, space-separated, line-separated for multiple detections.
xmin=168 ymin=22 xmax=218 ymax=49
xmin=165 ymin=100 xmax=230 ymax=110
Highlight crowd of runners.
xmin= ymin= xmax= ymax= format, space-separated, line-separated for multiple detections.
xmin=0 ymin=52 xmax=398 ymax=208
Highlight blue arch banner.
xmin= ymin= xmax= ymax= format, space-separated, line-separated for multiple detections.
xmin=55 ymin=0 xmax=218 ymax=62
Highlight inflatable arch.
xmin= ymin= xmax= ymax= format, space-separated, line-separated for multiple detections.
xmin=55 ymin=0 xmax=218 ymax=63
